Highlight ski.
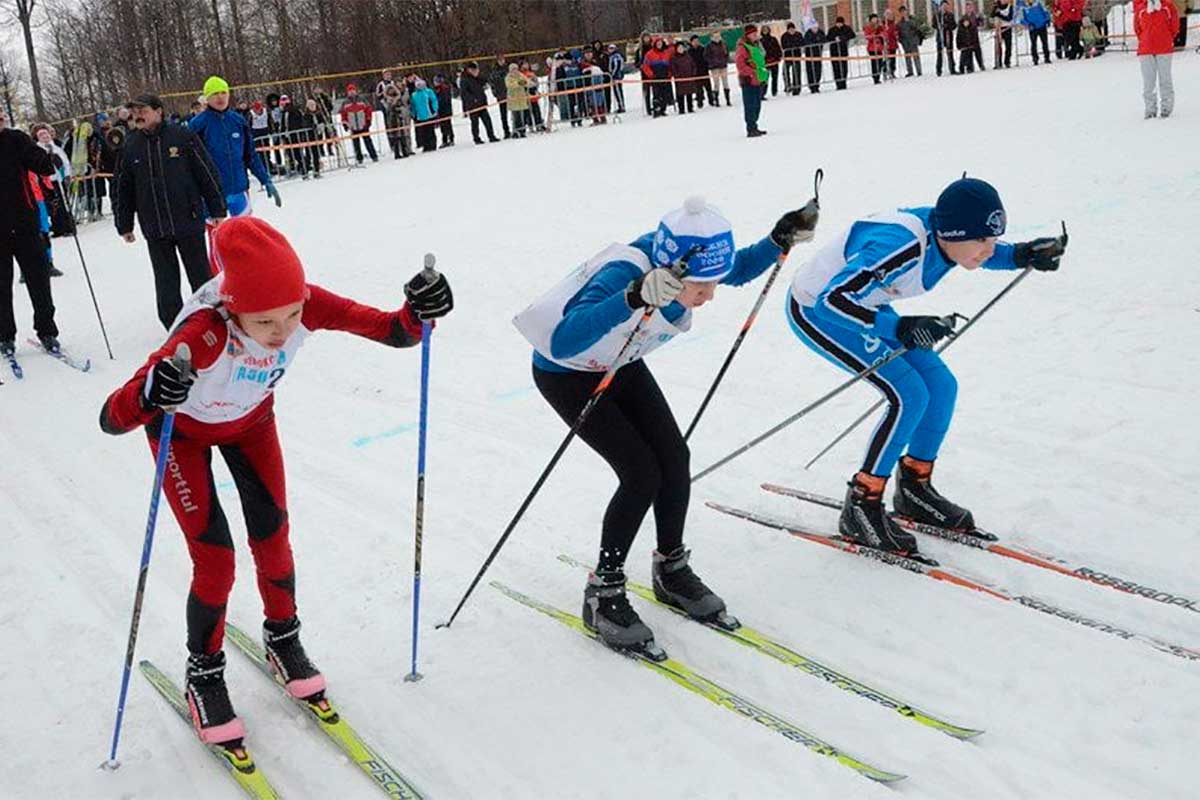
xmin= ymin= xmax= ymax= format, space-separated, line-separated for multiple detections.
xmin=138 ymin=660 xmax=281 ymax=800
xmin=762 ymin=483 xmax=1200 ymax=617
xmin=491 ymin=581 xmax=906 ymax=784
xmin=708 ymin=501 xmax=1200 ymax=664
xmin=25 ymin=338 xmax=91 ymax=372
xmin=555 ymin=554 xmax=982 ymax=740
xmin=3 ymin=350 xmax=23 ymax=379
xmin=223 ymin=622 xmax=426 ymax=800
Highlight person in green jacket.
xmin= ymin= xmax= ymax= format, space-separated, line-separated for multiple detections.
xmin=734 ymin=24 xmax=770 ymax=137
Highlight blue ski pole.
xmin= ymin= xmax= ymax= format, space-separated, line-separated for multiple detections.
xmin=103 ymin=343 xmax=191 ymax=769
xmin=405 ymin=255 xmax=437 ymax=683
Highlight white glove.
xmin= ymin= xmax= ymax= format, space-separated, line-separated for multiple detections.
xmin=630 ymin=268 xmax=685 ymax=309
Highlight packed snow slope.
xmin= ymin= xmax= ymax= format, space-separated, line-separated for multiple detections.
xmin=2 ymin=51 xmax=1198 ymax=800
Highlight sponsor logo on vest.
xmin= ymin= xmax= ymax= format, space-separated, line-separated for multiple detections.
xmin=227 ymin=334 xmax=245 ymax=357
xmin=168 ymin=146 xmax=181 ymax=158
xmin=166 ymin=446 xmax=198 ymax=514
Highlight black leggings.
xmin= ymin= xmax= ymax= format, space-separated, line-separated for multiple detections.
xmin=533 ymin=360 xmax=689 ymax=574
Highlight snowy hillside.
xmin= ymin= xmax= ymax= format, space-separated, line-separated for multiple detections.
xmin=2 ymin=51 xmax=1198 ymax=799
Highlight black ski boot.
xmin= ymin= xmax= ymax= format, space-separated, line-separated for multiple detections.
xmin=185 ymin=650 xmax=246 ymax=746
xmin=839 ymin=472 xmax=923 ymax=557
xmin=38 ymin=335 xmax=61 ymax=355
xmin=0 ymin=340 xmax=14 ymax=359
xmin=263 ymin=617 xmax=327 ymax=701
xmin=582 ymin=570 xmax=665 ymax=660
xmin=652 ymin=547 xmax=739 ymax=630
xmin=893 ymin=456 xmax=975 ymax=532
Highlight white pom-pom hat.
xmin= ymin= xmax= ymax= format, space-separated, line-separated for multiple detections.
xmin=651 ymin=196 xmax=736 ymax=282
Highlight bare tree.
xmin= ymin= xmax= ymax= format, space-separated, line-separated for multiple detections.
xmin=13 ymin=0 xmax=47 ymax=118
xmin=0 ymin=46 xmax=22 ymax=120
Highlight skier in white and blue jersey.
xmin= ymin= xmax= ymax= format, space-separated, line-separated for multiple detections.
xmin=788 ymin=178 xmax=1067 ymax=554
xmin=515 ymin=196 xmax=818 ymax=651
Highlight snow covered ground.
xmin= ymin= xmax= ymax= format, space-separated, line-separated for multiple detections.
xmin=2 ymin=50 xmax=1198 ymax=799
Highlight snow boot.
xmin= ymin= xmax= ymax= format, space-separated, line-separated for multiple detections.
xmin=839 ymin=472 xmax=919 ymax=554
xmin=652 ymin=547 xmax=737 ymax=629
xmin=263 ymin=616 xmax=327 ymax=701
xmin=723 ymin=88 xmax=732 ymax=106
xmin=893 ymin=456 xmax=975 ymax=532
xmin=582 ymin=570 xmax=661 ymax=656
xmin=185 ymin=650 xmax=246 ymax=746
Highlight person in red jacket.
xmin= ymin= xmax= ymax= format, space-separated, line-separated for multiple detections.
xmin=99 ymin=217 xmax=453 ymax=748
xmin=641 ymin=37 xmax=675 ymax=117
xmin=864 ymin=14 xmax=886 ymax=84
xmin=1060 ymin=0 xmax=1086 ymax=59
xmin=338 ymin=84 xmax=378 ymax=164
xmin=883 ymin=9 xmax=901 ymax=79
xmin=1134 ymin=0 xmax=1179 ymax=118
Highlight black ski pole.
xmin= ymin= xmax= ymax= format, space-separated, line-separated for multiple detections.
xmin=684 ymin=168 xmax=824 ymax=442
xmin=803 ymin=264 xmax=1038 ymax=471
xmin=56 ymin=181 xmax=114 ymax=359
xmin=692 ymin=313 xmax=966 ymax=483
xmin=438 ymin=245 xmax=702 ymax=629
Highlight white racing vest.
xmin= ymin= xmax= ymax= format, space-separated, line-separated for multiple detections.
xmin=169 ymin=276 xmax=312 ymax=425
xmin=790 ymin=210 xmax=930 ymax=309
xmin=513 ymin=243 xmax=692 ymax=373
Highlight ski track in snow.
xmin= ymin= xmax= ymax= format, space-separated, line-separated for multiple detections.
xmin=1 ymin=53 xmax=1198 ymax=798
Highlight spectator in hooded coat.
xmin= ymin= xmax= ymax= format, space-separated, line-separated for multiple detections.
xmin=705 ymin=32 xmax=731 ymax=106
xmin=827 ymin=17 xmax=856 ymax=89
xmin=505 ymin=63 xmax=533 ymax=138
xmin=432 ymin=75 xmax=454 ymax=147
xmin=381 ymin=83 xmax=414 ymax=157
xmin=642 ymin=37 xmax=675 ymax=118
xmin=956 ymin=6 xmax=985 ymax=73
xmin=760 ymin=25 xmax=783 ymax=96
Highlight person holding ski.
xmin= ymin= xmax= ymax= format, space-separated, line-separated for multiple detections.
xmin=786 ymin=177 xmax=1067 ymax=555
xmin=188 ymin=76 xmax=279 ymax=217
xmin=98 ymin=216 xmax=454 ymax=747
xmin=514 ymin=195 xmax=818 ymax=654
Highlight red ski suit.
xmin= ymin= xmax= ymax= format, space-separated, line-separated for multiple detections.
xmin=101 ymin=284 xmax=424 ymax=654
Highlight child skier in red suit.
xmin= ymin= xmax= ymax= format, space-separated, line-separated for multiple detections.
xmin=100 ymin=217 xmax=453 ymax=746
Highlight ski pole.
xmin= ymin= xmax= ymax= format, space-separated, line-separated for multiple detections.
xmin=803 ymin=265 xmax=1037 ymax=471
xmin=439 ymin=245 xmax=702 ymax=630
xmin=55 ymin=181 xmax=114 ymax=360
xmin=692 ymin=313 xmax=968 ymax=483
xmin=405 ymin=254 xmax=438 ymax=683
xmin=684 ymin=168 xmax=824 ymax=442
xmin=103 ymin=343 xmax=190 ymax=770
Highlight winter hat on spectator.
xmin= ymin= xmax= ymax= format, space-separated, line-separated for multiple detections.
xmin=213 ymin=218 xmax=309 ymax=314
xmin=279 ymin=94 xmax=290 ymax=105
xmin=744 ymin=23 xmax=758 ymax=35
xmin=651 ymin=196 xmax=736 ymax=282
xmin=346 ymin=83 xmax=359 ymax=94
xmin=203 ymin=75 xmax=230 ymax=97
xmin=932 ymin=178 xmax=1006 ymax=241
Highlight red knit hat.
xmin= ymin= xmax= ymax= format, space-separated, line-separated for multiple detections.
xmin=212 ymin=217 xmax=308 ymax=314
xmin=743 ymin=23 xmax=758 ymax=34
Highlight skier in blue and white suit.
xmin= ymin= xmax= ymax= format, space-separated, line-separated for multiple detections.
xmin=515 ymin=195 xmax=819 ymax=653
xmin=788 ymin=177 xmax=1067 ymax=554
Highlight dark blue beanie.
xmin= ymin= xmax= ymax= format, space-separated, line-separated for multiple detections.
xmin=932 ymin=178 xmax=1006 ymax=241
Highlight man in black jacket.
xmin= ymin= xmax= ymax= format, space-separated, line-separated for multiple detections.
xmin=827 ymin=17 xmax=856 ymax=90
xmin=460 ymin=62 xmax=501 ymax=145
xmin=0 ymin=107 xmax=63 ymax=356
xmin=114 ymin=94 xmax=227 ymax=329
xmin=760 ymin=25 xmax=784 ymax=97
xmin=780 ymin=22 xmax=806 ymax=95
xmin=488 ymin=56 xmax=511 ymax=139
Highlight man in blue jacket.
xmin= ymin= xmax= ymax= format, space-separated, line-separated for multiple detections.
xmin=1020 ymin=0 xmax=1053 ymax=64
xmin=188 ymin=76 xmax=280 ymax=217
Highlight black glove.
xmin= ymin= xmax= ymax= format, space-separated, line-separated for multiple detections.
xmin=896 ymin=316 xmax=955 ymax=350
xmin=770 ymin=198 xmax=820 ymax=254
xmin=142 ymin=357 xmax=195 ymax=409
xmin=404 ymin=270 xmax=453 ymax=320
xmin=1014 ymin=234 xmax=1067 ymax=271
